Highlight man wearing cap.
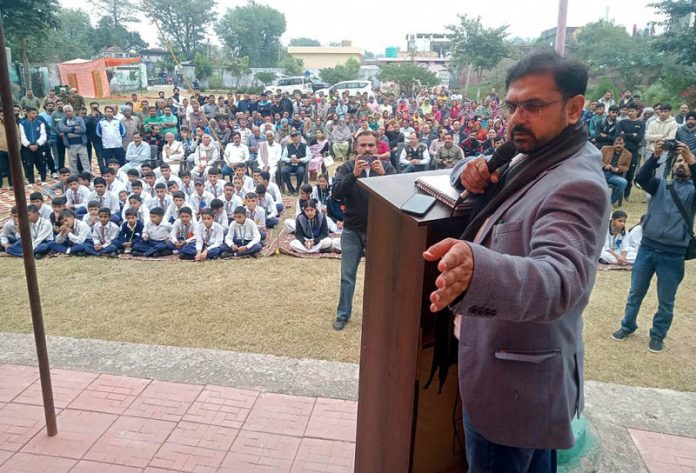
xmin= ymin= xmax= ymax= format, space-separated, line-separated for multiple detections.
xmin=280 ymin=131 xmax=310 ymax=195
xmin=68 ymin=88 xmax=86 ymax=111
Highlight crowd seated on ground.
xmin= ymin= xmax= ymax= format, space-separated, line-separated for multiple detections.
xmin=0 ymin=84 xmax=694 ymax=262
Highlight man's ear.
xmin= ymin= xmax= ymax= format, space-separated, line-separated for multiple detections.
xmin=567 ymin=95 xmax=586 ymax=124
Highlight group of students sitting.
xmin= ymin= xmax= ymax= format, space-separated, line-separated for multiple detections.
xmin=599 ymin=210 xmax=644 ymax=266
xmin=0 ymin=159 xmax=345 ymax=261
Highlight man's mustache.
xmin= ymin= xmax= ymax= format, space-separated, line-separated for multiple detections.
xmin=511 ymin=126 xmax=534 ymax=136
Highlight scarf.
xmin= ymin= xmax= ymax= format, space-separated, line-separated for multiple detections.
xmin=331 ymin=125 xmax=351 ymax=142
xmin=309 ymin=139 xmax=328 ymax=158
xmin=461 ymin=121 xmax=589 ymax=242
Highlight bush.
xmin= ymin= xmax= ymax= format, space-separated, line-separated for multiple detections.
xmin=643 ymin=81 xmax=680 ymax=108
xmin=207 ymin=75 xmax=224 ymax=90
xmin=232 ymin=86 xmax=264 ymax=95
xmin=587 ymin=77 xmax=618 ymax=102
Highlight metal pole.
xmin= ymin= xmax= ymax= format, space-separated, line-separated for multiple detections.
xmin=555 ymin=0 xmax=569 ymax=56
xmin=0 ymin=15 xmax=57 ymax=437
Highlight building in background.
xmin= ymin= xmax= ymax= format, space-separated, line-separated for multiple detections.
xmin=539 ymin=26 xmax=580 ymax=52
xmin=287 ymin=43 xmax=363 ymax=70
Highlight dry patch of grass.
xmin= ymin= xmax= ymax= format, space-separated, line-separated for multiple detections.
xmin=1 ymin=196 xmax=695 ymax=391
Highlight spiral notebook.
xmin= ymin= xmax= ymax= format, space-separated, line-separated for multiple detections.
xmin=415 ymin=174 xmax=471 ymax=211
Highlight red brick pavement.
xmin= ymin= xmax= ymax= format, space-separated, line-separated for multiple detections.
xmin=0 ymin=363 xmax=356 ymax=472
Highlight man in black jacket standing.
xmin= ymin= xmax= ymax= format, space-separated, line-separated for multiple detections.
xmin=613 ymin=103 xmax=645 ymax=199
xmin=331 ymin=130 xmax=396 ymax=330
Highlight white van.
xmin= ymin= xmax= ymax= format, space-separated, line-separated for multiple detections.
xmin=316 ymin=80 xmax=375 ymax=99
xmin=265 ymin=76 xmax=314 ymax=96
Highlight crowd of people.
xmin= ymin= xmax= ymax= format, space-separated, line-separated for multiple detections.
xmin=0 ymin=82 xmax=694 ymax=264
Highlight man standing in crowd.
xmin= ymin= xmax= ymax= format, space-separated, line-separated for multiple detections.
xmin=19 ymin=107 xmax=47 ymax=186
xmin=677 ymin=112 xmax=696 ymax=154
xmin=57 ymin=105 xmax=88 ymax=175
xmin=645 ymin=104 xmax=679 ymax=178
xmin=332 ymin=130 xmax=396 ymax=330
xmin=97 ymin=105 xmax=126 ymax=166
xmin=20 ymin=90 xmax=41 ymax=111
xmin=675 ymin=104 xmax=690 ymax=125
xmin=612 ymin=141 xmax=696 ymax=353
xmin=424 ymin=51 xmax=608 ymax=472
xmin=613 ymin=103 xmax=645 ymax=199
xmin=0 ymin=110 xmax=15 ymax=188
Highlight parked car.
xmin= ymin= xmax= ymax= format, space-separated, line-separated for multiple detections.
xmin=315 ymin=80 xmax=375 ymax=99
xmin=265 ymin=76 xmax=314 ymax=96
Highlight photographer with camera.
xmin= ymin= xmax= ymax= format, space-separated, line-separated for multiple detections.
xmin=331 ymin=130 xmax=396 ymax=330
xmin=645 ymin=104 xmax=679 ymax=178
xmin=612 ymin=140 xmax=696 ymax=353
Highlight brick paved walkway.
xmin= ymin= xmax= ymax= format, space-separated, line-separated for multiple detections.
xmin=0 ymin=363 xmax=356 ymax=473
xmin=629 ymin=428 xmax=696 ymax=473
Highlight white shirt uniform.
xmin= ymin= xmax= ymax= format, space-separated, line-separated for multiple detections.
xmin=189 ymin=191 xmax=215 ymax=212
xmin=90 ymin=221 xmax=120 ymax=246
xmin=147 ymin=195 xmax=174 ymax=212
xmin=205 ymin=180 xmax=225 ymax=199
xmin=169 ymin=219 xmax=197 ymax=245
xmin=164 ymin=203 xmax=197 ymax=223
xmin=55 ymin=219 xmax=91 ymax=245
xmin=66 ymin=185 xmax=91 ymax=208
xmin=122 ymin=203 xmax=150 ymax=223
xmin=195 ymin=222 xmax=225 ymax=251
xmin=257 ymin=194 xmax=278 ymax=219
xmin=0 ymin=220 xmax=18 ymax=246
xmin=223 ymin=143 xmax=250 ymax=166
xmin=29 ymin=218 xmax=54 ymax=248
xmin=87 ymin=190 xmax=120 ymax=213
xmin=221 ymin=195 xmax=244 ymax=220
xmin=225 ymin=218 xmax=261 ymax=247
xmin=143 ymin=221 xmax=173 ymax=241
xmin=106 ymin=179 xmax=127 ymax=195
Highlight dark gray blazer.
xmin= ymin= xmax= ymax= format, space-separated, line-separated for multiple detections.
xmin=450 ymin=142 xmax=610 ymax=449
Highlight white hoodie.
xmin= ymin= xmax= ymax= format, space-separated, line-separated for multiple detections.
xmin=646 ymin=116 xmax=678 ymax=152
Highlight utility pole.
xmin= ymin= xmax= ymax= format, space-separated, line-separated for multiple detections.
xmin=555 ymin=0 xmax=569 ymax=56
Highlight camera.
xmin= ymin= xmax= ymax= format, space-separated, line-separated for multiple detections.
xmin=663 ymin=139 xmax=678 ymax=153
xmin=362 ymin=154 xmax=375 ymax=164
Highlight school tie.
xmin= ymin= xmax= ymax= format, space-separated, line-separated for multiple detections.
xmin=160 ymin=198 xmax=165 ymax=209
xmin=213 ymin=187 xmax=218 ymax=198
xmin=204 ymin=227 xmax=211 ymax=248
xmin=150 ymin=188 xmax=155 ymax=198
xmin=73 ymin=190 xmax=79 ymax=205
xmin=199 ymin=198 xmax=205 ymax=212
xmin=100 ymin=226 xmax=106 ymax=244
xmin=99 ymin=196 xmax=104 ymax=208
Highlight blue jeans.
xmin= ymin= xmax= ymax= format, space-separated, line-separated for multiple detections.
xmin=621 ymin=241 xmax=685 ymax=341
xmin=221 ymin=165 xmax=235 ymax=179
xmin=604 ymin=172 xmax=627 ymax=204
xmin=336 ymin=229 xmax=366 ymax=321
xmin=463 ymin=410 xmax=557 ymax=473
xmin=402 ymin=163 xmax=426 ymax=173
xmin=281 ymin=164 xmax=306 ymax=192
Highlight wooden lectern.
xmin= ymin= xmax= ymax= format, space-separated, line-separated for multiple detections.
xmin=354 ymin=170 xmax=473 ymax=473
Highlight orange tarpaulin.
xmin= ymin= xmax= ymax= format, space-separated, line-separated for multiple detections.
xmin=58 ymin=58 xmax=111 ymax=98
xmin=104 ymin=56 xmax=141 ymax=67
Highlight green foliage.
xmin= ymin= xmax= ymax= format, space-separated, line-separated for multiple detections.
xmin=48 ymin=9 xmax=97 ymax=61
xmin=222 ymin=56 xmax=250 ymax=77
xmin=235 ymin=86 xmax=264 ymax=95
xmin=194 ymin=52 xmax=213 ymax=79
xmin=587 ymin=77 xmax=618 ymax=102
xmin=289 ymin=37 xmax=321 ymax=47
xmin=319 ymin=58 xmax=361 ymax=85
xmin=207 ymin=75 xmax=224 ymax=90
xmin=216 ymin=2 xmax=286 ymax=67
xmin=575 ymin=20 xmax=660 ymax=89
xmin=92 ymin=16 xmax=148 ymax=52
xmin=254 ymin=71 xmax=277 ymax=85
xmin=643 ymin=81 xmax=680 ymax=107
xmin=144 ymin=0 xmax=213 ymax=56
xmin=377 ymin=62 xmax=439 ymax=95
xmin=2 ymin=0 xmax=60 ymax=61
xmin=155 ymin=56 xmax=176 ymax=73
xmin=91 ymin=0 xmax=139 ymax=26
xmin=650 ymin=0 xmax=696 ymax=66
xmin=448 ymin=15 xmax=511 ymax=79
xmin=278 ymin=53 xmax=304 ymax=76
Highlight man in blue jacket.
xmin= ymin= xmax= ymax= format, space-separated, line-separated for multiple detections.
xmin=612 ymin=140 xmax=696 ymax=352
xmin=19 ymin=107 xmax=47 ymax=185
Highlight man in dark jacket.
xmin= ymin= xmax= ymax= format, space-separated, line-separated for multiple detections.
xmin=613 ymin=103 xmax=645 ymax=199
xmin=331 ymin=129 xmax=396 ymax=330
xmin=612 ymin=140 xmax=696 ymax=352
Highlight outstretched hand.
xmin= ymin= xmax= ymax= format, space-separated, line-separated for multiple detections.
xmin=423 ymin=237 xmax=474 ymax=312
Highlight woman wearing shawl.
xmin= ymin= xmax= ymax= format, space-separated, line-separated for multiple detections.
xmin=191 ymin=134 xmax=220 ymax=178
xmin=308 ymin=130 xmax=330 ymax=180
xmin=331 ymin=118 xmax=352 ymax=162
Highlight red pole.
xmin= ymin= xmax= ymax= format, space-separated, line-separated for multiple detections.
xmin=555 ymin=0 xmax=569 ymax=56
xmin=0 ymin=16 xmax=57 ymax=437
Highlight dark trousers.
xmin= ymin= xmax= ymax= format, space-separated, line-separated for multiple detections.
xmin=20 ymin=146 xmax=46 ymax=183
xmin=0 ymin=151 xmax=12 ymax=187
xmin=43 ymin=143 xmax=56 ymax=174
xmin=83 ymin=241 xmax=118 ymax=256
xmin=88 ymin=139 xmax=105 ymax=173
xmin=179 ymin=242 xmax=224 ymax=259
xmin=336 ymin=229 xmax=366 ymax=321
xmin=131 ymin=238 xmax=168 ymax=256
xmin=623 ymin=148 xmax=640 ymax=199
xmin=55 ymin=140 xmax=66 ymax=170
xmin=463 ymin=410 xmax=557 ymax=473
xmin=281 ymin=164 xmax=306 ymax=192
xmin=102 ymin=147 xmax=126 ymax=167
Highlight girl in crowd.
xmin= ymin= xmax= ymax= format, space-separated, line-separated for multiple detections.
xmin=600 ymin=210 xmax=629 ymax=265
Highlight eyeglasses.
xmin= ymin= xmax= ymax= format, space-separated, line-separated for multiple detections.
xmin=503 ymin=99 xmax=565 ymax=120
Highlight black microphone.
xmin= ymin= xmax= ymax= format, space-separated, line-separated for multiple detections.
xmin=453 ymin=141 xmax=518 ymax=208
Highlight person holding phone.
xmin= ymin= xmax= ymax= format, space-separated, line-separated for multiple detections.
xmin=331 ymin=130 xmax=397 ymax=330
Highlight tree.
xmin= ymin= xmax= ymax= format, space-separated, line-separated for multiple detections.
xmin=377 ymin=62 xmax=439 ymax=95
xmin=448 ymin=15 xmax=511 ymax=82
xmin=254 ymin=71 xmax=277 ymax=85
xmin=48 ymin=9 xmax=97 ymax=62
xmin=650 ymin=0 xmax=696 ymax=66
xmin=1 ymin=0 xmax=60 ymax=88
xmin=216 ymin=2 xmax=286 ymax=67
xmin=194 ymin=52 xmax=213 ymax=79
xmin=92 ymin=16 xmax=148 ymax=53
xmin=143 ymin=0 xmax=213 ymax=58
xmin=319 ymin=58 xmax=361 ymax=85
xmin=91 ymin=0 xmax=139 ymax=26
xmin=289 ymin=37 xmax=321 ymax=47
xmin=575 ymin=20 xmax=661 ymax=89
xmin=223 ymin=56 xmax=251 ymax=87
xmin=278 ymin=53 xmax=304 ymax=76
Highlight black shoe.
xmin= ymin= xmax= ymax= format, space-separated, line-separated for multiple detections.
xmin=107 ymin=252 xmax=118 ymax=259
xmin=333 ymin=319 xmax=347 ymax=331
xmin=319 ymin=247 xmax=333 ymax=253
xmin=611 ymin=328 xmax=633 ymax=341
xmin=34 ymin=253 xmax=44 ymax=260
xmin=649 ymin=338 xmax=664 ymax=353
xmin=158 ymin=249 xmax=173 ymax=256
xmin=220 ymin=251 xmax=233 ymax=259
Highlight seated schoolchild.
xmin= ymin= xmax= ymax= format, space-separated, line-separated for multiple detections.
xmin=78 ymin=172 xmax=93 ymax=191
xmin=205 ymin=168 xmax=225 ymax=199
xmin=29 ymin=192 xmax=53 ymax=220
xmin=189 ymin=178 xmax=214 ymax=213
xmin=222 ymin=206 xmax=263 ymax=258
xmin=4 ymin=205 xmax=53 ymax=259
xmin=626 ymin=214 xmax=644 ymax=264
xmin=312 ymin=174 xmax=342 ymax=233
xmin=49 ymin=197 xmax=67 ymax=235
xmin=180 ymin=208 xmax=225 ymax=261
xmin=84 ymin=208 xmax=120 ymax=257
xmin=167 ymin=207 xmax=196 ymax=254
xmin=89 ymin=177 xmax=121 ymax=223
xmin=131 ymin=207 xmax=172 ymax=257
xmin=164 ymin=191 xmax=196 ymax=223
xmin=221 ymin=182 xmax=244 ymax=224
xmin=115 ymin=208 xmax=144 ymax=254
xmin=123 ymin=194 xmax=150 ymax=223
xmin=49 ymin=209 xmax=91 ymax=255
xmin=255 ymin=184 xmax=278 ymax=228
xmin=600 ymin=210 xmax=629 ymax=265
xmin=179 ymin=170 xmax=195 ymax=198
xmin=81 ymin=200 xmax=101 ymax=229
xmin=65 ymin=175 xmax=91 ymax=216
xmin=290 ymin=200 xmax=340 ymax=254
xmin=284 ymin=184 xmax=316 ymax=233
xmin=147 ymin=183 xmax=173 ymax=211
xmin=0 ymin=207 xmax=19 ymax=252
xmin=256 ymin=170 xmax=284 ymax=213
xmin=244 ymin=192 xmax=267 ymax=240
xmin=209 ymin=199 xmax=229 ymax=227
xmin=231 ymin=175 xmax=247 ymax=201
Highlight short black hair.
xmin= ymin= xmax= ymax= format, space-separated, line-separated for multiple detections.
xmin=255 ymin=184 xmax=267 ymax=194
xmin=627 ymin=103 xmax=639 ymax=111
xmin=505 ymin=49 xmax=588 ymax=98
xmin=172 ymin=191 xmax=185 ymax=200
xmin=27 ymin=204 xmax=39 ymax=214
xmin=608 ymin=105 xmax=619 ymax=113
xmin=150 ymin=207 xmax=165 ymax=216
xmin=93 ymin=177 xmax=106 ymax=186
xmin=66 ymin=175 xmax=79 ymax=184
xmin=155 ymin=182 xmax=166 ymax=190
xmin=51 ymin=197 xmax=67 ymax=206
xmin=128 ymin=194 xmax=142 ymax=202
xmin=300 ymin=184 xmax=312 ymax=194
xmin=660 ymin=103 xmax=672 ymax=112
xmin=126 ymin=169 xmax=140 ymax=177
xmin=87 ymin=200 xmax=100 ymax=209
xmin=124 ymin=208 xmax=138 ymax=217
xmin=200 ymin=208 xmax=214 ymax=217
xmin=259 ymin=171 xmax=271 ymax=182
xmin=98 ymin=208 xmax=111 ymax=216
xmin=233 ymin=206 xmax=246 ymax=215
xmin=210 ymin=199 xmax=223 ymax=209
xmin=179 ymin=207 xmax=192 ymax=216
xmin=29 ymin=191 xmax=43 ymax=201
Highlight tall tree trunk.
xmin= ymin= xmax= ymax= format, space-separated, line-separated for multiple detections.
xmin=21 ymin=38 xmax=31 ymax=93
xmin=463 ymin=64 xmax=472 ymax=96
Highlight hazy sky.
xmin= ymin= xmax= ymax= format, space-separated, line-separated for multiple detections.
xmin=61 ymin=0 xmax=660 ymax=53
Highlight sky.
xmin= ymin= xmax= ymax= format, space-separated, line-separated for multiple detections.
xmin=60 ymin=0 xmax=661 ymax=53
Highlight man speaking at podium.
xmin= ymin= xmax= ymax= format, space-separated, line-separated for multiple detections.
xmin=423 ymin=51 xmax=610 ymax=472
